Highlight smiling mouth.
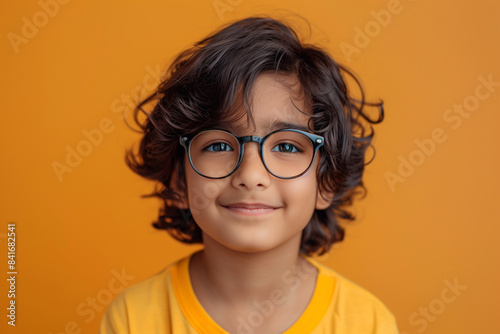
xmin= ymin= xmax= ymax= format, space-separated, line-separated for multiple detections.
xmin=220 ymin=203 xmax=279 ymax=216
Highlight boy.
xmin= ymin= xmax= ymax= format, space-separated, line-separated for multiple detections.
xmin=100 ymin=16 xmax=398 ymax=333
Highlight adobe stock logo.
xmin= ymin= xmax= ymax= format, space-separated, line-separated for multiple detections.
xmin=213 ymin=0 xmax=243 ymax=21
xmin=385 ymin=74 xmax=499 ymax=192
xmin=236 ymin=261 xmax=317 ymax=334
xmin=400 ymin=277 xmax=467 ymax=334
xmin=51 ymin=64 xmax=162 ymax=183
xmin=49 ymin=268 xmax=135 ymax=334
xmin=7 ymin=0 xmax=71 ymax=54
xmin=339 ymin=0 xmax=407 ymax=63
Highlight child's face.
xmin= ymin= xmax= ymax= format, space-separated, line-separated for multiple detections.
xmin=184 ymin=72 xmax=330 ymax=253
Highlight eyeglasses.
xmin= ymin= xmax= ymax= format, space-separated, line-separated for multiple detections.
xmin=179 ymin=128 xmax=324 ymax=179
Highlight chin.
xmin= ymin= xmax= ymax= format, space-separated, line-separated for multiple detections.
xmin=220 ymin=237 xmax=288 ymax=254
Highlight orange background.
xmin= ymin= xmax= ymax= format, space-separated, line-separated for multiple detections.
xmin=1 ymin=0 xmax=499 ymax=333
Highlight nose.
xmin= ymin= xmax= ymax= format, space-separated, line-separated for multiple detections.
xmin=230 ymin=142 xmax=271 ymax=190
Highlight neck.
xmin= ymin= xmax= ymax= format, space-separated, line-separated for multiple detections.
xmin=190 ymin=233 xmax=317 ymax=304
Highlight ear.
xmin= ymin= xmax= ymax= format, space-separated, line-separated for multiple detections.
xmin=315 ymin=187 xmax=334 ymax=210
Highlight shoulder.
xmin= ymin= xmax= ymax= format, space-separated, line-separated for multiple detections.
xmin=309 ymin=257 xmax=393 ymax=311
xmin=306 ymin=257 xmax=399 ymax=333
xmin=99 ymin=256 xmax=187 ymax=333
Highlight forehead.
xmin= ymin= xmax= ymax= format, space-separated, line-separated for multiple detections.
xmin=226 ymin=72 xmax=312 ymax=135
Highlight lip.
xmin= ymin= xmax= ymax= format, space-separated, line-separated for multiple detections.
xmin=220 ymin=202 xmax=280 ymax=216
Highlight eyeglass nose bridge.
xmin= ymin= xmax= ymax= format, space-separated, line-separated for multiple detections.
xmin=239 ymin=135 xmax=265 ymax=145
xmin=235 ymin=135 xmax=267 ymax=169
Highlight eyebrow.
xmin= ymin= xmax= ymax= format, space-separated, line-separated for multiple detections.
xmin=269 ymin=120 xmax=312 ymax=133
xmin=218 ymin=120 xmax=312 ymax=135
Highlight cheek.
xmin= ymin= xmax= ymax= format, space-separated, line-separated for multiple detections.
xmin=280 ymin=175 xmax=319 ymax=213
xmin=185 ymin=170 xmax=225 ymax=216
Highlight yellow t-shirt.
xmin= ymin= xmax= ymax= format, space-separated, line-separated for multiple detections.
xmin=100 ymin=253 xmax=399 ymax=333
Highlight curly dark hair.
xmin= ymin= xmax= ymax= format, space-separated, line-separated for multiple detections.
xmin=125 ymin=15 xmax=383 ymax=256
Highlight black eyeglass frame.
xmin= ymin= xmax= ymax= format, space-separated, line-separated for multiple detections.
xmin=179 ymin=128 xmax=324 ymax=180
